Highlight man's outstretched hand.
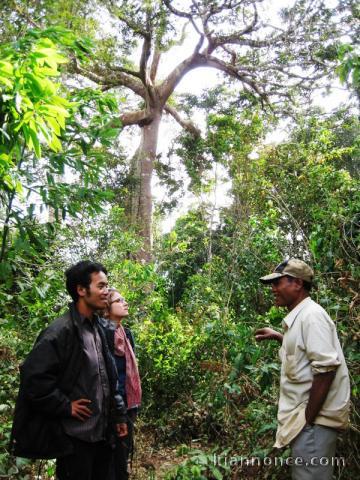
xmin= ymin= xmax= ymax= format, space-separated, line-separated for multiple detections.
xmin=71 ymin=398 xmax=92 ymax=421
xmin=116 ymin=423 xmax=128 ymax=438
xmin=255 ymin=327 xmax=283 ymax=344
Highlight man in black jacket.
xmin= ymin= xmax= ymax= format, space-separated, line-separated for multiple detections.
xmin=10 ymin=260 xmax=128 ymax=480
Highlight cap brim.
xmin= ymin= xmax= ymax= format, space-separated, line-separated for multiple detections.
xmin=260 ymin=272 xmax=285 ymax=283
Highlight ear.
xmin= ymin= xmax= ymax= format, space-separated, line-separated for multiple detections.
xmin=77 ymin=284 xmax=87 ymax=298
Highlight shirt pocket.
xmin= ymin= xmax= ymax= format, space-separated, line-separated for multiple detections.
xmin=284 ymin=354 xmax=298 ymax=381
xmin=284 ymin=352 xmax=313 ymax=383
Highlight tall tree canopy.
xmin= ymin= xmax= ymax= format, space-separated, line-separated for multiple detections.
xmin=1 ymin=0 xmax=356 ymax=259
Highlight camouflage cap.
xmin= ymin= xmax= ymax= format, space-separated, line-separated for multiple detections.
xmin=260 ymin=258 xmax=314 ymax=284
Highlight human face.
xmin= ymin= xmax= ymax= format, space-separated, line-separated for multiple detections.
xmin=77 ymin=271 xmax=109 ymax=312
xmin=271 ymin=276 xmax=302 ymax=310
xmin=108 ymin=292 xmax=129 ymax=321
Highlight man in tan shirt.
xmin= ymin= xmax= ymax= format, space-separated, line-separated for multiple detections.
xmin=256 ymin=259 xmax=350 ymax=480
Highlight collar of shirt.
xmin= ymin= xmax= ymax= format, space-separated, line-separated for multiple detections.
xmin=79 ymin=313 xmax=98 ymax=326
xmin=282 ymin=297 xmax=312 ymax=330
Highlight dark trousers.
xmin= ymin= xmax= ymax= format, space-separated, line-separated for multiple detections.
xmin=56 ymin=438 xmax=112 ymax=480
xmin=110 ymin=410 xmax=137 ymax=480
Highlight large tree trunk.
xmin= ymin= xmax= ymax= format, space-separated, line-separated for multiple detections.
xmin=127 ymin=110 xmax=162 ymax=261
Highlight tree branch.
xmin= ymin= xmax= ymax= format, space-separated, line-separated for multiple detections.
xmin=139 ymin=10 xmax=152 ymax=83
xmin=150 ymin=48 xmax=161 ymax=82
xmin=200 ymin=0 xmax=254 ymax=43
xmin=262 ymin=65 xmax=326 ymax=82
xmin=198 ymin=53 xmax=269 ymax=103
xmin=13 ymin=3 xmax=41 ymax=28
xmin=221 ymin=45 xmax=237 ymax=65
xmin=159 ymin=34 xmax=204 ymax=102
xmin=72 ymin=60 xmax=147 ymax=98
xmin=239 ymin=3 xmax=259 ymax=37
xmin=71 ymin=60 xmax=106 ymax=84
xmin=120 ymin=109 xmax=153 ymax=127
xmin=140 ymin=37 xmax=151 ymax=81
xmin=164 ymin=104 xmax=201 ymax=137
xmin=212 ymin=33 xmax=279 ymax=49
xmin=106 ymin=0 xmax=148 ymax=37
xmin=163 ymin=0 xmax=203 ymax=35
xmin=109 ymin=65 xmax=142 ymax=79
xmin=163 ymin=0 xmax=193 ymax=20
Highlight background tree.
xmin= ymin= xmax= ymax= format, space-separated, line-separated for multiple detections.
xmin=0 ymin=27 xmax=121 ymax=286
xmin=7 ymin=0 xmax=355 ymax=259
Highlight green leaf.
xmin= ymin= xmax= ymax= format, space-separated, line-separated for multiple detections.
xmin=0 ymin=152 xmax=11 ymax=167
xmin=27 ymin=203 xmax=35 ymax=217
xmin=22 ymin=124 xmax=31 ymax=146
xmin=46 ymin=116 xmax=61 ymax=135
xmin=0 ymin=60 xmax=14 ymax=76
xmin=28 ymin=126 xmax=41 ymax=157
xmin=0 ymin=75 xmax=13 ymax=88
xmin=2 ymin=174 xmax=15 ymax=189
xmin=100 ymin=127 xmax=120 ymax=140
xmin=49 ymin=134 xmax=62 ymax=152
xmin=15 ymin=180 xmax=23 ymax=195
xmin=24 ymin=72 xmax=45 ymax=96
xmin=211 ymin=467 xmax=223 ymax=480
xmin=36 ymin=118 xmax=52 ymax=142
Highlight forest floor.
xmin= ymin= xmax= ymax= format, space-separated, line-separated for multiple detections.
xmin=131 ymin=426 xmax=190 ymax=479
xmin=130 ymin=425 xmax=270 ymax=480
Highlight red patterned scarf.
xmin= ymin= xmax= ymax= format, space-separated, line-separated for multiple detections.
xmin=114 ymin=325 xmax=142 ymax=409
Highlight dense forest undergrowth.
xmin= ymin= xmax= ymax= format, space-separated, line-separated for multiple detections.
xmin=1 ymin=111 xmax=359 ymax=478
xmin=1 ymin=1 xmax=359 ymax=478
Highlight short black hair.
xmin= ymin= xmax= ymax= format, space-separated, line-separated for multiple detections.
xmin=302 ymin=280 xmax=312 ymax=292
xmin=65 ymin=260 xmax=108 ymax=302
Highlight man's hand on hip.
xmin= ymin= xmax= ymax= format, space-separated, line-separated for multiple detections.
xmin=71 ymin=398 xmax=92 ymax=421
xmin=116 ymin=423 xmax=128 ymax=438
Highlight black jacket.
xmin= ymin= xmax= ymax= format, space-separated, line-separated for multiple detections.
xmin=10 ymin=303 xmax=127 ymax=459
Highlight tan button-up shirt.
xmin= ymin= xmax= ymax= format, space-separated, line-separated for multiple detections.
xmin=274 ymin=297 xmax=350 ymax=448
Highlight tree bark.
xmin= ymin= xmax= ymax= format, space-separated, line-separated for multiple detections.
xmin=127 ymin=110 xmax=162 ymax=262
